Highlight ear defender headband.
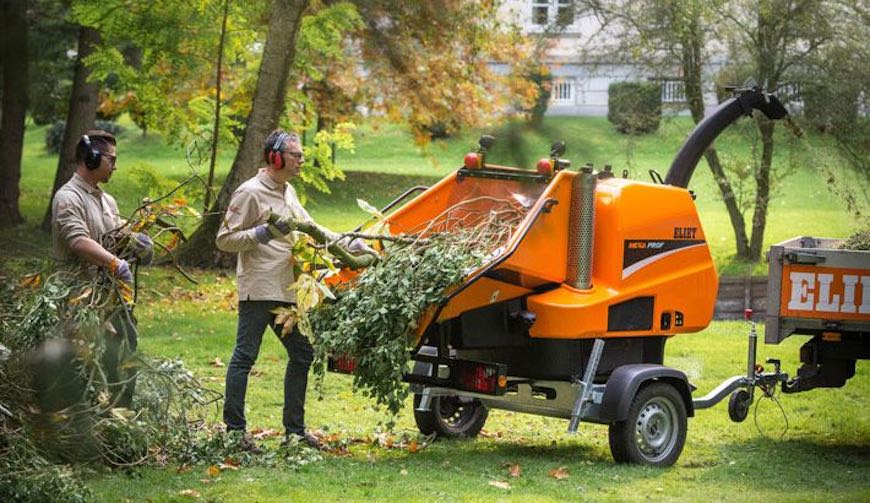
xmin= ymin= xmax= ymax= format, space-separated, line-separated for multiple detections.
xmin=82 ymin=135 xmax=102 ymax=170
xmin=268 ymin=132 xmax=290 ymax=169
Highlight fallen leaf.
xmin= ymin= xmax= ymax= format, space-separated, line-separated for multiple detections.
xmin=504 ymin=462 xmax=521 ymax=478
xmin=488 ymin=480 xmax=511 ymax=490
xmin=178 ymin=489 xmax=200 ymax=498
xmin=211 ymin=357 xmax=225 ymax=368
xmin=548 ymin=466 xmax=570 ymax=480
xmin=251 ymin=428 xmax=281 ymax=440
xmin=407 ymin=439 xmax=420 ymax=453
xmin=207 ymin=465 xmax=220 ymax=478
xmin=400 ymin=469 xmax=408 ymax=476
xmin=220 ymin=457 xmax=240 ymax=471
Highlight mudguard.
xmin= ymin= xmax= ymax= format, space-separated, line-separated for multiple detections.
xmin=600 ymin=364 xmax=695 ymax=422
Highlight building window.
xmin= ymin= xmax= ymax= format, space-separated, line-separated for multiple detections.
xmin=557 ymin=0 xmax=574 ymax=26
xmin=660 ymin=79 xmax=686 ymax=103
xmin=532 ymin=1 xmax=549 ymax=25
xmin=552 ymin=81 xmax=574 ymax=103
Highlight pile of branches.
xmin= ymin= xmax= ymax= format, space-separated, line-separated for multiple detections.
xmin=301 ymin=197 xmax=528 ymax=417
xmin=0 ymin=173 xmax=311 ymax=501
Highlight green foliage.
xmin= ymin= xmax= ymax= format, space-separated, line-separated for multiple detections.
xmin=0 ymin=432 xmax=92 ymax=503
xmin=309 ymin=232 xmax=484 ymax=416
xmin=525 ymin=68 xmax=553 ymax=128
xmin=840 ymin=228 xmax=870 ymax=251
xmin=607 ymin=82 xmax=662 ymax=134
xmin=292 ymin=123 xmax=356 ymax=203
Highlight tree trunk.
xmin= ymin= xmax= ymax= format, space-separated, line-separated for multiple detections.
xmin=678 ymin=6 xmax=751 ymax=259
xmin=178 ymin=0 xmax=309 ymax=267
xmin=40 ymin=25 xmax=101 ymax=231
xmin=749 ymin=118 xmax=775 ymax=260
xmin=0 ymin=0 xmax=28 ymax=228
xmin=204 ymin=0 xmax=230 ymax=213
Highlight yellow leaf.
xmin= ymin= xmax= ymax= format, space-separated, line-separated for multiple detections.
xmin=548 ymin=466 xmax=569 ymax=480
xmin=179 ymin=489 xmax=201 ymax=498
xmin=18 ymin=273 xmax=41 ymax=289
xmin=488 ymin=480 xmax=511 ymax=490
xmin=207 ymin=465 xmax=220 ymax=478
xmin=407 ymin=439 xmax=420 ymax=453
xmin=211 ymin=357 xmax=225 ymax=368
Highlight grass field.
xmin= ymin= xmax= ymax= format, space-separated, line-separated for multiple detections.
xmin=3 ymin=116 xmax=867 ymax=501
xmin=74 ymin=269 xmax=869 ymax=502
xmin=12 ymin=114 xmax=862 ymax=275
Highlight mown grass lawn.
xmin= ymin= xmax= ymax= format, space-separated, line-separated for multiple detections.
xmin=5 ymin=115 xmax=867 ymax=501
xmin=74 ymin=269 xmax=870 ymax=502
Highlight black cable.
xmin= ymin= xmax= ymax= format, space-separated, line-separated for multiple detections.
xmin=753 ymin=381 xmax=789 ymax=440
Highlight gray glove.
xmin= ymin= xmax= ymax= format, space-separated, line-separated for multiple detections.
xmin=111 ymin=258 xmax=134 ymax=283
xmin=129 ymin=232 xmax=153 ymax=266
xmin=347 ymin=238 xmax=377 ymax=256
xmin=255 ymin=217 xmax=294 ymax=244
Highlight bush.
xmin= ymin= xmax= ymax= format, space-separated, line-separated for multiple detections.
xmin=44 ymin=120 xmax=126 ymax=153
xmin=607 ymin=81 xmax=662 ymax=134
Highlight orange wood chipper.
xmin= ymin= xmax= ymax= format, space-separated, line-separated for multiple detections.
xmin=329 ymin=86 xmax=801 ymax=466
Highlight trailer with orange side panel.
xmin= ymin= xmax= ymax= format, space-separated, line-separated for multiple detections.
xmin=765 ymin=236 xmax=870 ymax=393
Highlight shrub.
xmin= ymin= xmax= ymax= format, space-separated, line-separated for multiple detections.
xmin=44 ymin=120 xmax=126 ymax=153
xmin=607 ymin=81 xmax=662 ymax=134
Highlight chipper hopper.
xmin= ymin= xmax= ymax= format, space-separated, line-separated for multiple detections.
xmin=330 ymin=86 xmax=792 ymax=466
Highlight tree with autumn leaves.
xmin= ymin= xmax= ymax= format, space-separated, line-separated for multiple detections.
xmin=1 ymin=0 xmax=539 ymax=264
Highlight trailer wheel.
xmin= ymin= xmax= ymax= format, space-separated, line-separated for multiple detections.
xmin=728 ymin=389 xmax=751 ymax=422
xmin=608 ymin=382 xmax=687 ymax=467
xmin=413 ymin=394 xmax=488 ymax=439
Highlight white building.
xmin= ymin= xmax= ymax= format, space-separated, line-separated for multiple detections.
xmin=498 ymin=0 xmax=723 ymax=116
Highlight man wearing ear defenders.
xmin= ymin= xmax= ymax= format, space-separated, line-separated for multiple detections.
xmin=50 ymin=129 xmax=153 ymax=407
xmin=217 ymin=129 xmax=374 ymax=452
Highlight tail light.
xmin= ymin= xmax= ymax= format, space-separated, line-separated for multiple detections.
xmin=457 ymin=363 xmax=506 ymax=394
xmin=328 ymin=355 xmax=357 ymax=374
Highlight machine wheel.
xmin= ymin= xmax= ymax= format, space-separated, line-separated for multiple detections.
xmin=413 ymin=394 xmax=488 ymax=438
xmin=608 ymin=382 xmax=687 ymax=467
xmin=728 ymin=389 xmax=752 ymax=423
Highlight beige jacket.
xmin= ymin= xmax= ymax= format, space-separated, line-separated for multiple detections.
xmin=51 ymin=173 xmax=123 ymax=272
xmin=216 ymin=169 xmax=314 ymax=303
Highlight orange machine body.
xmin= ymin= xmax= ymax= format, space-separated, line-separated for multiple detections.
xmin=344 ymin=167 xmax=718 ymax=344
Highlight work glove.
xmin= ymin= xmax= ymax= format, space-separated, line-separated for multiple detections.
xmin=109 ymin=258 xmax=134 ymax=283
xmin=129 ymin=232 xmax=153 ymax=266
xmin=255 ymin=217 xmax=294 ymax=244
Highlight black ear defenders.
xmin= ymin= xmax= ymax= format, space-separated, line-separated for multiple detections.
xmin=81 ymin=135 xmax=102 ymax=170
xmin=268 ymin=132 xmax=289 ymax=169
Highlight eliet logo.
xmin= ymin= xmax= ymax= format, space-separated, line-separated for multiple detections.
xmin=782 ymin=265 xmax=870 ymax=320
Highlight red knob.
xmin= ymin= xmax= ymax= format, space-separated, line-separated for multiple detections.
xmin=464 ymin=152 xmax=481 ymax=169
xmin=536 ymin=158 xmax=554 ymax=176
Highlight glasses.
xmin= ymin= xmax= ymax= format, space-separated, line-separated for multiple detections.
xmin=103 ymin=154 xmax=117 ymax=167
xmin=285 ymin=151 xmax=304 ymax=160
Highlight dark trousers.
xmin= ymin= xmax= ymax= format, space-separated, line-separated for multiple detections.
xmin=223 ymin=300 xmax=314 ymax=435
xmin=102 ymin=307 xmax=138 ymax=408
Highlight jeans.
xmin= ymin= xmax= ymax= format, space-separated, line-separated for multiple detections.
xmin=223 ymin=300 xmax=314 ymax=435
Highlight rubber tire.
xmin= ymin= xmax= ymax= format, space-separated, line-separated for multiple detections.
xmin=728 ymin=389 xmax=752 ymax=423
xmin=413 ymin=394 xmax=488 ymax=439
xmin=608 ymin=382 xmax=688 ymax=467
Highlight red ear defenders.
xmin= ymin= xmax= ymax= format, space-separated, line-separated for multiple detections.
xmin=268 ymin=132 xmax=290 ymax=169
xmin=81 ymin=135 xmax=102 ymax=170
